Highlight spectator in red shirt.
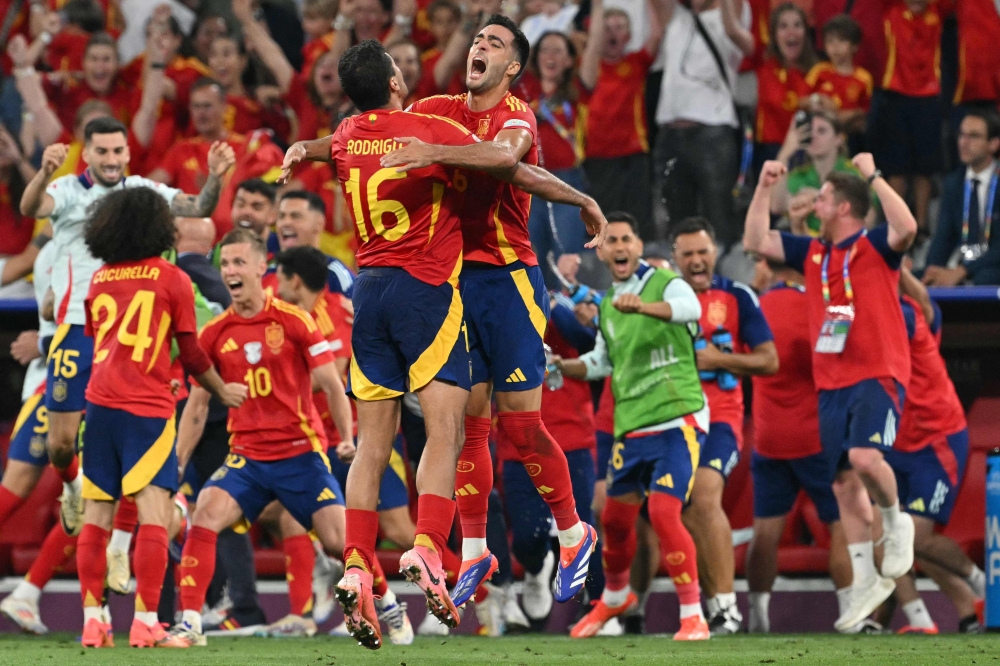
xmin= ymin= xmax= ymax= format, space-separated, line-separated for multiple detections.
xmin=45 ymin=0 xmax=106 ymax=73
xmin=806 ymin=15 xmax=872 ymax=139
xmin=950 ymin=0 xmax=1000 ymax=143
xmin=206 ymin=34 xmax=276 ymax=137
xmin=581 ymin=0 xmax=667 ymax=233
xmin=870 ymin=0 xmax=953 ymax=237
xmin=0 ymin=126 xmax=38 ymax=257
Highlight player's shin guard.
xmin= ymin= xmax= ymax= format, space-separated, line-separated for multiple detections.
xmin=283 ymin=534 xmax=316 ymax=616
xmin=648 ymin=493 xmax=700 ymax=606
xmin=114 ymin=495 xmax=139 ymax=534
xmin=415 ymin=493 xmax=456 ymax=555
xmin=600 ymin=498 xmax=641 ymax=592
xmin=0 ymin=486 xmax=25 ymax=528
xmin=134 ymin=525 xmax=169 ymax=621
xmin=344 ymin=509 xmax=379 ymax=573
xmin=178 ymin=526 xmax=217 ymax=613
xmin=77 ymin=525 xmax=109 ymax=611
xmin=455 ymin=416 xmax=492 ymax=543
xmin=497 ymin=411 xmax=579 ymax=530
xmin=26 ymin=523 xmax=77 ymax=589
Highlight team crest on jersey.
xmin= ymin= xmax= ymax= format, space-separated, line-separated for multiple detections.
xmin=266 ymin=323 xmax=284 ymax=352
xmin=29 ymin=436 xmax=46 ymax=458
xmin=476 ymin=118 xmax=491 ymax=138
xmin=52 ymin=379 xmax=68 ymax=403
xmin=244 ymin=342 xmax=263 ymax=364
xmin=707 ymin=301 xmax=727 ymax=328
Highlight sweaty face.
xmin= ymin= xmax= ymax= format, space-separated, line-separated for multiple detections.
xmin=190 ymin=86 xmax=226 ymax=136
xmin=775 ymin=10 xmax=806 ymax=63
xmin=388 ymin=44 xmax=422 ymax=94
xmin=277 ymin=198 xmax=323 ymax=250
xmin=467 ymin=24 xmax=519 ymax=93
xmin=231 ymin=189 xmax=276 ymax=236
xmin=83 ymin=45 xmax=118 ymax=94
xmin=673 ymin=230 xmax=717 ymax=293
xmin=209 ymin=37 xmax=245 ymax=89
xmin=603 ymin=13 xmax=630 ymax=60
xmin=536 ymin=34 xmax=573 ymax=83
xmin=83 ymin=132 xmax=129 ymax=186
xmin=597 ymin=222 xmax=643 ymax=281
xmin=219 ymin=242 xmax=266 ymax=301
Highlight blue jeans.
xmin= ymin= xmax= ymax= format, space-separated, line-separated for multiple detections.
xmin=527 ymin=166 xmax=592 ymax=289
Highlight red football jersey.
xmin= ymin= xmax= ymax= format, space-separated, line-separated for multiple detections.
xmin=84 ymin=258 xmax=198 ymax=418
xmin=0 ymin=182 xmax=34 ymax=255
xmin=329 ymin=108 xmax=476 ymax=285
xmin=594 ymin=375 xmax=614 ymax=435
xmin=806 ymin=62 xmax=874 ymax=112
xmin=752 ymin=283 xmax=822 ymax=459
xmin=310 ymin=290 xmax=356 ymax=444
xmin=895 ymin=295 xmax=966 ymax=453
xmin=408 ymin=92 xmax=540 ymax=267
xmin=198 ymin=296 xmax=335 ymax=461
xmin=952 ymin=0 xmax=1000 ymax=104
xmin=881 ymin=0 xmax=952 ymax=97
xmin=755 ymin=58 xmax=811 ymax=144
xmin=285 ymin=73 xmax=336 ymax=143
xmin=583 ymin=50 xmax=654 ymax=159
xmin=43 ymin=75 xmax=137 ymax=135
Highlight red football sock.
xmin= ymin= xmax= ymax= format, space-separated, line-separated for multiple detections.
xmin=178 ymin=526 xmax=217 ymax=612
xmin=497 ymin=411 xmax=579 ymax=530
xmin=134 ymin=525 xmax=169 ymax=617
xmin=0 ymin=486 xmax=25 ymax=529
xmin=113 ymin=495 xmax=139 ymax=534
xmin=76 ymin=524 xmax=109 ymax=609
xmin=601 ymin=497 xmax=641 ymax=591
xmin=54 ymin=455 xmax=79 ymax=484
xmin=344 ymin=508 xmax=379 ymax=573
xmin=440 ymin=547 xmax=461 ymax=587
xmin=283 ymin=534 xmax=315 ymax=616
xmin=455 ymin=415 xmax=492 ymax=540
xmin=648 ymin=493 xmax=700 ymax=605
xmin=372 ymin=557 xmax=389 ymax=597
xmin=415 ymin=493 xmax=455 ymax=555
xmin=26 ymin=523 xmax=77 ymax=589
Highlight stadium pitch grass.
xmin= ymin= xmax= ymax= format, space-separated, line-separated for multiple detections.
xmin=0 ymin=634 xmax=996 ymax=665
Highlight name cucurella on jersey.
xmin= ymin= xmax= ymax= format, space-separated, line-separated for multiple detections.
xmin=92 ymin=265 xmax=162 ymax=283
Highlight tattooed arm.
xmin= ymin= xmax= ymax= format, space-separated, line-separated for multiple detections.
xmin=169 ymin=141 xmax=236 ymax=217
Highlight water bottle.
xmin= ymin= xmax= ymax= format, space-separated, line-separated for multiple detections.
xmin=567 ymin=283 xmax=602 ymax=306
xmin=711 ymin=329 xmax=739 ymax=391
xmin=987 ymin=447 xmax=1000 ymax=629
xmin=543 ymin=344 xmax=563 ymax=391
xmin=694 ymin=337 xmax=717 ymax=382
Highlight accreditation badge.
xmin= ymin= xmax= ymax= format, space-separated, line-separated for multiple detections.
xmin=815 ymin=305 xmax=854 ymax=354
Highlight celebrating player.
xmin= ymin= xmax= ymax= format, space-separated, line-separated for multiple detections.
xmin=744 ymin=155 xmax=918 ymax=631
xmin=72 ymin=188 xmax=246 ymax=648
xmin=166 ymin=228 xmax=354 ymax=647
xmin=19 ymin=117 xmax=235 ymax=536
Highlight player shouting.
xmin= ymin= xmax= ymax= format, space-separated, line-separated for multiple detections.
xmin=73 ymin=188 xmax=246 ymax=648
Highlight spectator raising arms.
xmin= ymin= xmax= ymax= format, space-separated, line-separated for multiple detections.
xmin=43 ymin=32 xmax=134 ymax=132
xmin=0 ymin=126 xmax=37 ymax=257
xmin=581 ymin=0 xmax=668 ymax=230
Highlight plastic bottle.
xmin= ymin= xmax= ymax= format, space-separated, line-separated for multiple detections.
xmin=694 ymin=336 xmax=717 ymax=382
xmin=711 ymin=329 xmax=739 ymax=391
xmin=544 ymin=344 xmax=563 ymax=391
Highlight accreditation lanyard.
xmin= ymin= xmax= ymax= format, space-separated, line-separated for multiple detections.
xmin=962 ymin=168 xmax=998 ymax=246
xmin=815 ymin=237 xmax=858 ymax=354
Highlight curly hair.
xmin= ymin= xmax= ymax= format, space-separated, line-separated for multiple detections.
xmin=85 ymin=188 xmax=176 ymax=264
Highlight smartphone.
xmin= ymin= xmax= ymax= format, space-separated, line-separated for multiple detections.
xmin=795 ymin=110 xmax=812 ymax=145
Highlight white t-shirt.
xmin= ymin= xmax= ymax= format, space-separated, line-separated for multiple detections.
xmin=21 ymin=240 xmax=58 ymax=400
xmin=46 ymin=173 xmax=180 ymax=326
xmin=654 ymin=3 xmax=750 ymax=127
xmin=116 ymin=0 xmax=196 ymax=64
xmin=520 ymin=5 xmax=580 ymax=46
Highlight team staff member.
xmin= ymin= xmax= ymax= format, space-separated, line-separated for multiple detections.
xmin=671 ymin=216 xmax=777 ymax=636
xmin=744 ymin=154 xmax=918 ymax=632
xmin=74 ymin=189 xmax=246 ymax=649
xmin=556 ymin=214 xmax=709 ymax=641
xmin=744 ymin=257 xmax=853 ymax=634
xmin=167 ymin=229 xmax=354 ymax=648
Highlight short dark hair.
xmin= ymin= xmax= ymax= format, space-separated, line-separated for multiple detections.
xmin=190 ymin=76 xmax=226 ymax=100
xmin=822 ymin=14 xmax=862 ymax=46
xmin=483 ymin=14 xmax=530 ymax=81
xmin=66 ymin=0 xmax=105 ymax=33
xmin=963 ymin=108 xmax=1000 ymax=142
xmin=606 ymin=211 xmax=640 ymax=235
xmin=236 ymin=178 xmax=276 ymax=203
xmin=825 ymin=172 xmax=871 ymax=219
xmin=85 ymin=31 xmax=117 ymax=56
xmin=84 ymin=116 xmax=127 ymax=142
xmin=85 ymin=188 xmax=175 ymax=263
xmin=276 ymin=246 xmax=329 ymax=293
xmin=219 ymin=227 xmax=267 ymax=258
xmin=339 ymin=40 xmax=394 ymax=112
xmin=669 ymin=216 xmax=717 ymax=246
xmin=280 ymin=190 xmax=327 ymax=217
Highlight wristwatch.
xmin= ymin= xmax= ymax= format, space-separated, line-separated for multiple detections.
xmin=866 ymin=169 xmax=882 ymax=185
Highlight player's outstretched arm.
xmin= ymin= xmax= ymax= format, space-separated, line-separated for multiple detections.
xmin=176 ymin=385 xmax=211 ymax=473
xmin=170 ymin=142 xmax=236 ymax=217
xmin=381 ymin=133 xmax=524 ymax=173
xmin=743 ymin=160 xmax=787 ymax=262
xmin=279 ymin=136 xmax=335 ymax=183
xmin=313 ymin=362 xmax=355 ymax=461
xmin=507 ymin=164 xmax=608 ymax=248
xmin=20 ymin=143 xmax=67 ymax=218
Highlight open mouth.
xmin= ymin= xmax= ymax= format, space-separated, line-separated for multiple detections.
xmin=612 ymin=256 xmax=629 ymax=270
xmin=469 ymin=56 xmax=487 ymax=78
xmin=236 ymin=218 xmax=253 ymax=229
xmin=279 ymin=229 xmax=298 ymax=247
xmin=226 ymin=278 xmax=244 ymax=293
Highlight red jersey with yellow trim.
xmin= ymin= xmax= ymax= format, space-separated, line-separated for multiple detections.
xmin=43 ymin=75 xmax=137 ymax=135
xmin=881 ymin=0 xmax=952 ymax=97
xmin=120 ymin=53 xmax=212 ymax=128
xmin=158 ymin=133 xmax=248 ymax=195
xmin=310 ymin=290 xmax=356 ymax=443
xmin=952 ymin=0 xmax=1000 ymax=104
xmin=755 ymin=58 xmax=810 ymax=144
xmin=408 ymin=92 xmax=539 ymax=267
xmin=516 ymin=73 xmax=584 ymax=171
xmin=895 ymin=295 xmax=966 ymax=453
xmin=329 ymin=107 xmax=477 ymax=285
xmin=198 ymin=295 xmax=334 ymax=461
xmin=806 ymin=62 xmax=874 ymax=112
xmin=84 ymin=258 xmax=198 ymax=419
xmin=285 ymin=72 xmax=337 ymax=142
xmin=583 ymin=50 xmax=654 ymax=159
xmin=302 ymin=34 xmax=334 ymax=74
